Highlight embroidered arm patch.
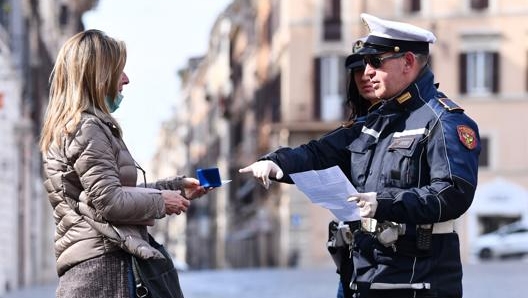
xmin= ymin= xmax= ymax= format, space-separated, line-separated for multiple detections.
xmin=457 ymin=125 xmax=477 ymax=150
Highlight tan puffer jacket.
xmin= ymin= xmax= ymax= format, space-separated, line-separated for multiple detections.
xmin=43 ymin=108 xmax=184 ymax=276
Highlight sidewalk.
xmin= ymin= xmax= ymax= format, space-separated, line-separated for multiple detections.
xmin=1 ymin=283 xmax=56 ymax=298
xmin=3 ymin=261 xmax=525 ymax=298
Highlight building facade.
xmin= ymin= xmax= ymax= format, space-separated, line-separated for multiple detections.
xmin=153 ymin=0 xmax=528 ymax=269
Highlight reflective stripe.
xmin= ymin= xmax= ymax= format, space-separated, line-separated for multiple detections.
xmin=361 ymin=126 xmax=380 ymax=139
xmin=432 ymin=220 xmax=454 ymax=234
xmin=407 ymin=220 xmax=454 ymax=234
xmin=393 ymin=128 xmax=428 ymax=138
xmin=369 ymin=282 xmax=431 ymax=290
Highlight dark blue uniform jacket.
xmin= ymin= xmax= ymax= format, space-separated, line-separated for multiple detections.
xmin=263 ymin=68 xmax=480 ymax=298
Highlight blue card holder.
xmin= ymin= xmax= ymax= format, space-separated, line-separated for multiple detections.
xmin=196 ymin=167 xmax=221 ymax=188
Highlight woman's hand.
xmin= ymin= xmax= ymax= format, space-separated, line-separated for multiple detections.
xmin=182 ymin=177 xmax=210 ymax=200
xmin=162 ymin=190 xmax=190 ymax=215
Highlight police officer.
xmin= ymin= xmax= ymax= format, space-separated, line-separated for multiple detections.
xmin=241 ymin=13 xmax=480 ymax=298
xmin=239 ymin=38 xmax=379 ymax=298
xmin=343 ymin=14 xmax=480 ymax=298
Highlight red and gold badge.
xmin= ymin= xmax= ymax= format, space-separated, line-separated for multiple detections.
xmin=457 ymin=125 xmax=477 ymax=150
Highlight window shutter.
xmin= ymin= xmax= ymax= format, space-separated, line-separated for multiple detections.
xmin=478 ymin=137 xmax=489 ymax=167
xmin=459 ymin=53 xmax=467 ymax=94
xmin=409 ymin=0 xmax=421 ymax=12
xmin=313 ymin=57 xmax=321 ymax=120
xmin=323 ymin=0 xmax=342 ymax=41
xmin=471 ymin=0 xmax=489 ymax=10
xmin=492 ymin=52 xmax=500 ymax=93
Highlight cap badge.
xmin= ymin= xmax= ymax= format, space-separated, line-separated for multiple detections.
xmin=353 ymin=40 xmax=364 ymax=53
xmin=457 ymin=125 xmax=477 ymax=150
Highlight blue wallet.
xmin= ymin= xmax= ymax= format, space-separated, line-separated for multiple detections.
xmin=196 ymin=167 xmax=222 ymax=188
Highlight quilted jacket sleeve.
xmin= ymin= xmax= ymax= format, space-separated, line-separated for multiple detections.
xmin=67 ymin=118 xmax=166 ymax=223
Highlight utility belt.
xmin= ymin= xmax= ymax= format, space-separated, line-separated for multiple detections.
xmin=327 ymin=220 xmax=361 ymax=298
xmin=328 ymin=221 xmax=361 ymax=246
xmin=328 ymin=219 xmax=455 ymax=264
xmin=361 ymin=219 xmax=455 ymax=253
xmin=326 ymin=220 xmax=361 ymax=268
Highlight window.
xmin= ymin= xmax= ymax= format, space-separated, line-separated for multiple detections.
xmin=313 ymin=56 xmax=346 ymax=121
xmin=323 ymin=0 xmax=341 ymax=41
xmin=459 ymin=51 xmax=499 ymax=95
xmin=478 ymin=136 xmax=489 ymax=168
xmin=0 ymin=0 xmax=10 ymax=29
xmin=59 ymin=4 xmax=69 ymax=27
xmin=268 ymin=0 xmax=280 ymax=41
xmin=471 ymin=0 xmax=489 ymax=10
xmin=255 ymin=75 xmax=281 ymax=123
xmin=406 ymin=0 xmax=421 ymax=13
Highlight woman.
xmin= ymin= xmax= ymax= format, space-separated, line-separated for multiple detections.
xmin=344 ymin=38 xmax=379 ymax=121
xmin=40 ymin=29 xmax=206 ymax=297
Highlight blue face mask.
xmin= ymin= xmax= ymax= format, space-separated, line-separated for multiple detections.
xmin=104 ymin=93 xmax=124 ymax=113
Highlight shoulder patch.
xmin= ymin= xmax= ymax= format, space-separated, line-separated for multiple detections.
xmin=457 ymin=125 xmax=478 ymax=150
xmin=437 ymin=98 xmax=464 ymax=112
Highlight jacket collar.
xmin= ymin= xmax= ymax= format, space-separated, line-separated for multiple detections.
xmin=380 ymin=67 xmax=435 ymax=112
xmin=85 ymin=106 xmax=121 ymax=136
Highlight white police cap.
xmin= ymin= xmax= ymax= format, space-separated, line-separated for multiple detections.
xmin=358 ymin=13 xmax=436 ymax=55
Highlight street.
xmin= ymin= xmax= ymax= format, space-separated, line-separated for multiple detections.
xmin=2 ymin=260 xmax=527 ymax=298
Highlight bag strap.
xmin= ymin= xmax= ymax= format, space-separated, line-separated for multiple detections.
xmin=131 ymin=255 xmax=149 ymax=298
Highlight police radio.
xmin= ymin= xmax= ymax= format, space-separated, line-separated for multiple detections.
xmin=416 ymin=224 xmax=433 ymax=251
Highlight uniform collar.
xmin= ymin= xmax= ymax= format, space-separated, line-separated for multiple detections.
xmin=368 ymin=100 xmax=383 ymax=113
xmin=380 ymin=67 xmax=434 ymax=112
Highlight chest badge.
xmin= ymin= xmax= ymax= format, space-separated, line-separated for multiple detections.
xmin=457 ymin=125 xmax=477 ymax=150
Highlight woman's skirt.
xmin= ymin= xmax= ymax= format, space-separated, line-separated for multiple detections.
xmin=56 ymin=250 xmax=132 ymax=298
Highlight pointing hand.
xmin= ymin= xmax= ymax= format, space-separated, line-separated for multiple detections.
xmin=239 ymin=160 xmax=284 ymax=190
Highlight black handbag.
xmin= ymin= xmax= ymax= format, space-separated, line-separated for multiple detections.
xmin=131 ymin=234 xmax=185 ymax=298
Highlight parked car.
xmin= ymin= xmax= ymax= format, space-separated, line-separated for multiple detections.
xmin=473 ymin=221 xmax=528 ymax=260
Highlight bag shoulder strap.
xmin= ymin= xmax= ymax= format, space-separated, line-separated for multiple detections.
xmin=131 ymin=255 xmax=149 ymax=298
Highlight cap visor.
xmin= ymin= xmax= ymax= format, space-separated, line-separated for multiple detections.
xmin=346 ymin=61 xmax=365 ymax=70
xmin=356 ymin=46 xmax=386 ymax=55
xmin=345 ymin=54 xmax=365 ymax=70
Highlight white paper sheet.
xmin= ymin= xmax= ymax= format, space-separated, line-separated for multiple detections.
xmin=289 ymin=166 xmax=360 ymax=221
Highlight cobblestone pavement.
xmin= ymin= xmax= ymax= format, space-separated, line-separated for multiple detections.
xmin=2 ymin=260 xmax=527 ymax=298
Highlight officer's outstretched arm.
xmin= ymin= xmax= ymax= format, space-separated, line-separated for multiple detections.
xmin=239 ymin=160 xmax=284 ymax=190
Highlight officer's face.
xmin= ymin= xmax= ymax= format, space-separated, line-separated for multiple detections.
xmin=364 ymin=52 xmax=408 ymax=100
xmin=353 ymin=69 xmax=376 ymax=104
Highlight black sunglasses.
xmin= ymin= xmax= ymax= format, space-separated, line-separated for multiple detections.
xmin=364 ymin=53 xmax=405 ymax=69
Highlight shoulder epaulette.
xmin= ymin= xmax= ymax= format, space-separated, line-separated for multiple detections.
xmin=437 ymin=98 xmax=464 ymax=112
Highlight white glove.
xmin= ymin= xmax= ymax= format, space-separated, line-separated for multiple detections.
xmin=238 ymin=160 xmax=284 ymax=189
xmin=348 ymin=192 xmax=378 ymax=218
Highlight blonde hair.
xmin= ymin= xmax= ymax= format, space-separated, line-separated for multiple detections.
xmin=40 ymin=29 xmax=127 ymax=152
